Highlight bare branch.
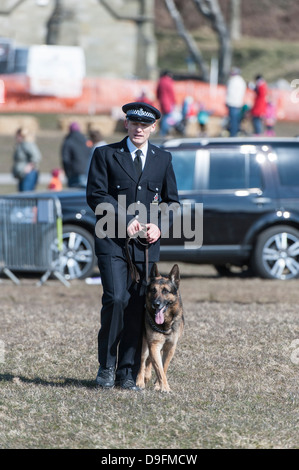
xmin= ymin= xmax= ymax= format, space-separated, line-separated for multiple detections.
xmin=193 ymin=0 xmax=212 ymax=17
xmin=193 ymin=0 xmax=232 ymax=83
xmin=230 ymin=0 xmax=242 ymax=40
xmin=164 ymin=0 xmax=209 ymax=81
xmin=98 ymin=0 xmax=153 ymax=23
xmin=0 ymin=0 xmax=28 ymax=15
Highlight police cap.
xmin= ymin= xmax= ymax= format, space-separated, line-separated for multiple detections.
xmin=122 ymin=102 xmax=161 ymax=124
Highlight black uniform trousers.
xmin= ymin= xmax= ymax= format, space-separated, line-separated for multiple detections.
xmin=97 ymin=251 xmax=153 ymax=381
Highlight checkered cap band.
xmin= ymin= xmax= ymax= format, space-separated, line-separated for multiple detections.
xmin=126 ymin=108 xmax=155 ymax=120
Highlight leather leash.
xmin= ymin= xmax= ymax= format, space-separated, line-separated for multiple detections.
xmin=125 ymin=237 xmax=140 ymax=283
xmin=125 ymin=236 xmax=149 ymax=284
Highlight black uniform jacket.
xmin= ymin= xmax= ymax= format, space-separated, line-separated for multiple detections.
xmin=86 ymin=137 xmax=179 ymax=262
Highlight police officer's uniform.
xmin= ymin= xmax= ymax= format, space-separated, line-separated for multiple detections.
xmin=86 ymin=102 xmax=179 ymax=389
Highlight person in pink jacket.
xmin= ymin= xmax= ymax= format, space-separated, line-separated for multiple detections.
xmin=251 ymin=74 xmax=268 ymax=135
xmin=156 ymin=70 xmax=176 ymax=136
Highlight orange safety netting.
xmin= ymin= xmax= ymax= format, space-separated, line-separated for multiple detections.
xmin=0 ymin=75 xmax=298 ymax=121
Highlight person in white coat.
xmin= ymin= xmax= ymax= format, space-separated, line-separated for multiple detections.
xmin=226 ymin=68 xmax=247 ymax=137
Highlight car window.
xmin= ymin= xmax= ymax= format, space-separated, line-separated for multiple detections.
xmin=208 ymin=151 xmax=263 ymax=190
xmin=274 ymin=146 xmax=299 ymax=187
xmin=171 ymin=150 xmax=197 ymax=191
xmin=249 ymin=156 xmax=263 ymax=189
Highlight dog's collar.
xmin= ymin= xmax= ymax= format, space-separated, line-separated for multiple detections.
xmin=146 ymin=310 xmax=172 ymax=335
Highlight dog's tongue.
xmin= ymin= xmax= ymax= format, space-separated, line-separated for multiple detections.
xmin=155 ymin=306 xmax=166 ymax=325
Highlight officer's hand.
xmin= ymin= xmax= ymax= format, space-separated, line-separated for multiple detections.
xmin=127 ymin=219 xmax=143 ymax=238
xmin=145 ymin=223 xmax=161 ymax=244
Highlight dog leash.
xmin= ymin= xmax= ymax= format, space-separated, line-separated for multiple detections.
xmin=125 ymin=237 xmax=140 ymax=283
xmin=125 ymin=236 xmax=149 ymax=284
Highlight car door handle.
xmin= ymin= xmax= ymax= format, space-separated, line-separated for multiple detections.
xmin=252 ymin=197 xmax=272 ymax=204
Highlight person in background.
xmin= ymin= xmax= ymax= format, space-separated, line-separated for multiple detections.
xmin=88 ymin=129 xmax=107 ymax=150
xmin=48 ymin=168 xmax=63 ymax=191
xmin=178 ymin=96 xmax=196 ymax=135
xmin=264 ymin=98 xmax=277 ymax=136
xmin=197 ymin=103 xmax=212 ymax=136
xmin=136 ymin=88 xmax=155 ymax=106
xmin=250 ymin=74 xmax=268 ymax=135
xmin=156 ymin=70 xmax=176 ymax=137
xmin=226 ymin=67 xmax=247 ymax=137
xmin=12 ymin=127 xmax=42 ymax=192
xmin=86 ymin=129 xmax=107 ymax=176
xmin=61 ymin=122 xmax=90 ymax=188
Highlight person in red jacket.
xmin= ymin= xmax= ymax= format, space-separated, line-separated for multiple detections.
xmin=48 ymin=168 xmax=63 ymax=191
xmin=251 ymin=74 xmax=268 ymax=135
xmin=156 ymin=70 xmax=176 ymax=136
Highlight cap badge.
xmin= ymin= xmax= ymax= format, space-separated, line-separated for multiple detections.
xmin=152 ymin=193 xmax=159 ymax=204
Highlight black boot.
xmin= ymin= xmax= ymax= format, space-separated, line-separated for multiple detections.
xmin=96 ymin=366 xmax=115 ymax=388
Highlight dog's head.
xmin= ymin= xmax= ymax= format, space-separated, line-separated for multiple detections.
xmin=146 ymin=263 xmax=180 ymax=325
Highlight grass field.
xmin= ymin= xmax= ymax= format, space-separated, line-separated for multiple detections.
xmin=1 ymin=263 xmax=299 ymax=449
xmin=1 ymin=117 xmax=299 ymax=450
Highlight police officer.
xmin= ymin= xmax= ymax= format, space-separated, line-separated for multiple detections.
xmin=86 ymin=102 xmax=179 ymax=391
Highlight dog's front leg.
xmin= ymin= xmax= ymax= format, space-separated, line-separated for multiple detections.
xmin=136 ymin=336 xmax=149 ymax=389
xmin=162 ymin=340 xmax=177 ymax=376
xmin=149 ymin=342 xmax=171 ymax=392
xmin=144 ymin=357 xmax=152 ymax=385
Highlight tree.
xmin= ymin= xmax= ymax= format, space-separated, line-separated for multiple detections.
xmin=229 ymin=0 xmax=242 ymax=40
xmin=193 ymin=0 xmax=232 ymax=84
xmin=0 ymin=1 xmax=27 ymax=15
xmin=163 ymin=0 xmax=209 ymax=81
xmin=99 ymin=0 xmax=155 ymax=79
xmin=46 ymin=0 xmax=64 ymax=44
xmin=163 ymin=0 xmax=232 ymax=84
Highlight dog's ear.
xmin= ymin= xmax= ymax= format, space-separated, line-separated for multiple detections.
xmin=150 ymin=263 xmax=160 ymax=279
xmin=169 ymin=264 xmax=180 ymax=288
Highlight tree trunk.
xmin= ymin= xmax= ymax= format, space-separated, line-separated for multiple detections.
xmin=193 ymin=0 xmax=232 ymax=84
xmin=164 ymin=0 xmax=209 ymax=81
xmin=230 ymin=0 xmax=242 ymax=40
xmin=46 ymin=0 xmax=64 ymax=45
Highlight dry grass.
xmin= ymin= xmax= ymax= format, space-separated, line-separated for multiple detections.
xmin=1 ymin=263 xmax=299 ymax=449
xmin=1 ymin=124 xmax=299 ymax=449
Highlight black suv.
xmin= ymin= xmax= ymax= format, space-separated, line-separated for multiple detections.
xmin=8 ymin=137 xmax=299 ymax=281
xmin=160 ymin=136 xmax=299 ymax=280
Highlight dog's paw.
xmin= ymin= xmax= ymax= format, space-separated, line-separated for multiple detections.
xmin=154 ymin=382 xmax=171 ymax=393
xmin=136 ymin=378 xmax=145 ymax=389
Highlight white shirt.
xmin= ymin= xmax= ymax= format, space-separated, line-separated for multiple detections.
xmin=226 ymin=75 xmax=246 ymax=108
xmin=127 ymin=137 xmax=148 ymax=170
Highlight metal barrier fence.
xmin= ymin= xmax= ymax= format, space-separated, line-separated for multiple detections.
xmin=0 ymin=196 xmax=69 ymax=286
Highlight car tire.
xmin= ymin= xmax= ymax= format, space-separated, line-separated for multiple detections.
xmin=252 ymin=225 xmax=299 ymax=280
xmin=54 ymin=224 xmax=96 ymax=280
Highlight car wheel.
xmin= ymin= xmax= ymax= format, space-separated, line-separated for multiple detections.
xmin=252 ymin=225 xmax=299 ymax=280
xmin=51 ymin=224 xmax=95 ymax=280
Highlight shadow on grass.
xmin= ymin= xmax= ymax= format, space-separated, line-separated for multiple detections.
xmin=0 ymin=372 xmax=97 ymax=389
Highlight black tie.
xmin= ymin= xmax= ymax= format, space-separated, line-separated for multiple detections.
xmin=134 ymin=149 xmax=142 ymax=178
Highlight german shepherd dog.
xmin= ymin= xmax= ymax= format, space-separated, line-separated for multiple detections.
xmin=136 ymin=263 xmax=184 ymax=392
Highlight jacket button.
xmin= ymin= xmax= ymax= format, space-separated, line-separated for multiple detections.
xmin=116 ymin=185 xmax=120 ymax=189
xmin=138 ymin=185 xmax=141 ymax=190
xmin=156 ymin=188 xmax=158 ymax=191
